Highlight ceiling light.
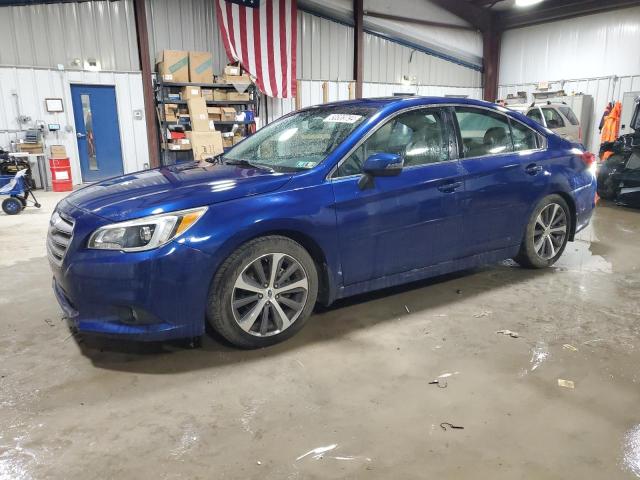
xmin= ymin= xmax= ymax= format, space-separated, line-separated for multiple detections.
xmin=515 ymin=0 xmax=544 ymax=7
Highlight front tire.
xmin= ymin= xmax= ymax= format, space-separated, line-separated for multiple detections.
xmin=514 ymin=195 xmax=571 ymax=269
xmin=206 ymin=236 xmax=318 ymax=348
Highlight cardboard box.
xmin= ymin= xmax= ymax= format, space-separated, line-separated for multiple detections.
xmin=227 ymin=92 xmax=251 ymax=101
xmin=18 ymin=143 xmax=44 ymax=154
xmin=189 ymin=51 xmax=214 ymax=83
xmin=201 ymin=88 xmax=213 ymax=101
xmin=187 ymin=97 xmax=215 ymax=131
xmin=180 ymin=86 xmax=201 ymax=100
xmin=223 ymin=74 xmax=251 ymax=84
xmin=187 ymin=131 xmax=223 ymax=160
xmin=164 ymin=103 xmax=179 ymax=122
xmin=212 ymin=89 xmax=228 ymax=101
xmin=224 ymin=65 xmax=241 ymax=76
xmin=220 ymin=107 xmax=236 ymax=122
xmin=232 ymin=135 xmax=244 ymax=145
xmin=157 ymin=50 xmax=189 ymax=82
xmin=207 ymin=107 xmax=222 ymax=121
xmin=50 ymin=145 xmax=67 ymax=158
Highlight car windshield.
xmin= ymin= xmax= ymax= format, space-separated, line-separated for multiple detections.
xmin=224 ymin=106 xmax=376 ymax=172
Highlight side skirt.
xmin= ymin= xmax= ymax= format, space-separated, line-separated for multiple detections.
xmin=336 ymin=246 xmax=520 ymax=301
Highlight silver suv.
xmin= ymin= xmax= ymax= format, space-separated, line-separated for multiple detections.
xmin=508 ymin=102 xmax=581 ymax=143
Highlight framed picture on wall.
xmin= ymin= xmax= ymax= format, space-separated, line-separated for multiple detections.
xmin=45 ymin=98 xmax=64 ymax=113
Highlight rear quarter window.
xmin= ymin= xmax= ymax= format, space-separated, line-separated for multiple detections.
xmin=559 ymin=106 xmax=579 ymax=125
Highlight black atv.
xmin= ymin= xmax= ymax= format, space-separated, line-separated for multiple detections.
xmin=598 ymin=97 xmax=640 ymax=207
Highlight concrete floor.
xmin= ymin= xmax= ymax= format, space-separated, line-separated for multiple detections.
xmin=1 ymin=191 xmax=639 ymax=479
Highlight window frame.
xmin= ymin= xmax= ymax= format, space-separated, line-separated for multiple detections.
xmin=329 ymin=105 xmax=458 ymax=180
xmin=451 ymin=105 xmax=547 ymax=161
xmin=328 ymin=103 xmax=547 ymax=180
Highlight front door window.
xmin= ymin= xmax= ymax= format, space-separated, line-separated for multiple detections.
xmin=335 ymin=108 xmax=450 ymax=177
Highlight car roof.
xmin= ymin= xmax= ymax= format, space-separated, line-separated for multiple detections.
xmin=298 ymin=96 xmax=547 ymax=134
xmin=507 ymin=102 xmax=570 ymax=109
xmin=309 ymin=96 xmax=499 ymax=110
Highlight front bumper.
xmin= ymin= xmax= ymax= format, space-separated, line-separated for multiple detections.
xmin=49 ymin=203 xmax=216 ymax=341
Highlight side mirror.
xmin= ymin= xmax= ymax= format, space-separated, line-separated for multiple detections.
xmin=358 ymin=153 xmax=403 ymax=190
xmin=362 ymin=152 xmax=403 ymax=177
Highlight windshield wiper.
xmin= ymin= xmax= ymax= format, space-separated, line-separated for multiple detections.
xmin=224 ymin=159 xmax=274 ymax=172
xmin=205 ymin=153 xmax=225 ymax=165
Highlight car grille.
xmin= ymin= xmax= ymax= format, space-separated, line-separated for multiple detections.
xmin=47 ymin=211 xmax=74 ymax=267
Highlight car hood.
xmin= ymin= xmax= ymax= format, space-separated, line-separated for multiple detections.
xmin=65 ymin=163 xmax=292 ymax=222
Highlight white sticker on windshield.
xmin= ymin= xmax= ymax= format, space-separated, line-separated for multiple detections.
xmin=324 ymin=114 xmax=362 ymax=124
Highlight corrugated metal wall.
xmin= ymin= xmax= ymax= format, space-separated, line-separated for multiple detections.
xmin=0 ymin=67 xmax=150 ymax=184
xmin=364 ymin=33 xmax=481 ymax=87
xmin=145 ymin=0 xmax=228 ymax=73
xmin=0 ymin=1 xmax=139 ymax=71
xmin=500 ymin=6 xmax=640 ymax=85
xmin=143 ymin=3 xmax=481 ymax=87
xmin=499 ymin=75 xmax=640 ymax=154
xmin=297 ymin=11 xmax=354 ymax=81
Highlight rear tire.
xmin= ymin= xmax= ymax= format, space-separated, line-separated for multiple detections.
xmin=514 ymin=195 xmax=571 ymax=269
xmin=206 ymin=236 xmax=318 ymax=349
xmin=2 ymin=197 xmax=22 ymax=215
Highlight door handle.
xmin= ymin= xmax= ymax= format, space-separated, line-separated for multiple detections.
xmin=437 ymin=181 xmax=463 ymax=193
xmin=525 ymin=163 xmax=543 ymax=175
xmin=76 ymin=132 xmax=86 ymax=139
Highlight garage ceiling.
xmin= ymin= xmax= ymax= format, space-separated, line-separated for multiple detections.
xmin=482 ymin=0 xmax=640 ymax=29
xmin=435 ymin=0 xmax=640 ymax=30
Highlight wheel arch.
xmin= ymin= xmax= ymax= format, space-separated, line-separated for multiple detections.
xmin=551 ymin=191 xmax=577 ymax=241
xmin=210 ymin=224 xmax=336 ymax=307
xmin=252 ymin=229 xmax=333 ymax=306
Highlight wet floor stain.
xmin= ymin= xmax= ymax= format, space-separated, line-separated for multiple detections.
xmin=622 ymin=425 xmax=640 ymax=477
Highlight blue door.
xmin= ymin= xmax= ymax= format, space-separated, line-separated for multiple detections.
xmin=71 ymin=85 xmax=124 ymax=182
xmin=453 ymin=106 xmax=549 ymax=256
xmin=331 ymin=107 xmax=465 ymax=285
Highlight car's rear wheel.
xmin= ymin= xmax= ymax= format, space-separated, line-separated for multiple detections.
xmin=514 ymin=195 xmax=571 ymax=269
xmin=206 ymin=236 xmax=318 ymax=348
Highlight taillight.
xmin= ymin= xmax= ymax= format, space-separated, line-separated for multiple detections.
xmin=581 ymin=151 xmax=595 ymax=167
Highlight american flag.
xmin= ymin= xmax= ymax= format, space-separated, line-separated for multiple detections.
xmin=215 ymin=0 xmax=297 ymax=99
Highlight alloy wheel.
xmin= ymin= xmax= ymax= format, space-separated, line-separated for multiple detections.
xmin=231 ymin=253 xmax=309 ymax=337
xmin=533 ymin=203 xmax=567 ymax=260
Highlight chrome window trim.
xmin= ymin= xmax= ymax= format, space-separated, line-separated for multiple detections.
xmin=328 ymin=103 xmax=547 ymax=180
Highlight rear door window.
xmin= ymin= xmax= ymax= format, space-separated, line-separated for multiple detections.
xmin=454 ymin=107 xmax=514 ymax=158
xmin=542 ymin=108 xmax=565 ymax=128
xmin=558 ymin=106 xmax=579 ymax=125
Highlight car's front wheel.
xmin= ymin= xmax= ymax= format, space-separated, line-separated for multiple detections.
xmin=514 ymin=194 xmax=571 ymax=269
xmin=207 ymin=236 xmax=318 ymax=348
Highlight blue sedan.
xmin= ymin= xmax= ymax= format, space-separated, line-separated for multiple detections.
xmin=48 ymin=97 xmax=597 ymax=348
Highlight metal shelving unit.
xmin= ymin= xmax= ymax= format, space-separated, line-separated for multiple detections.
xmin=154 ymin=77 xmax=260 ymax=165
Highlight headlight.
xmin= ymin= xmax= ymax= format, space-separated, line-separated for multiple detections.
xmin=87 ymin=207 xmax=207 ymax=252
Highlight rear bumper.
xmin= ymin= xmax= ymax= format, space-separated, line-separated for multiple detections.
xmin=573 ymin=174 xmax=598 ymax=235
xmin=50 ymin=241 xmax=216 ymax=341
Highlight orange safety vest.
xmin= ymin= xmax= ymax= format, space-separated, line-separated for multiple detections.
xmin=600 ymin=102 xmax=622 ymax=161
xmin=601 ymin=102 xmax=622 ymax=143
